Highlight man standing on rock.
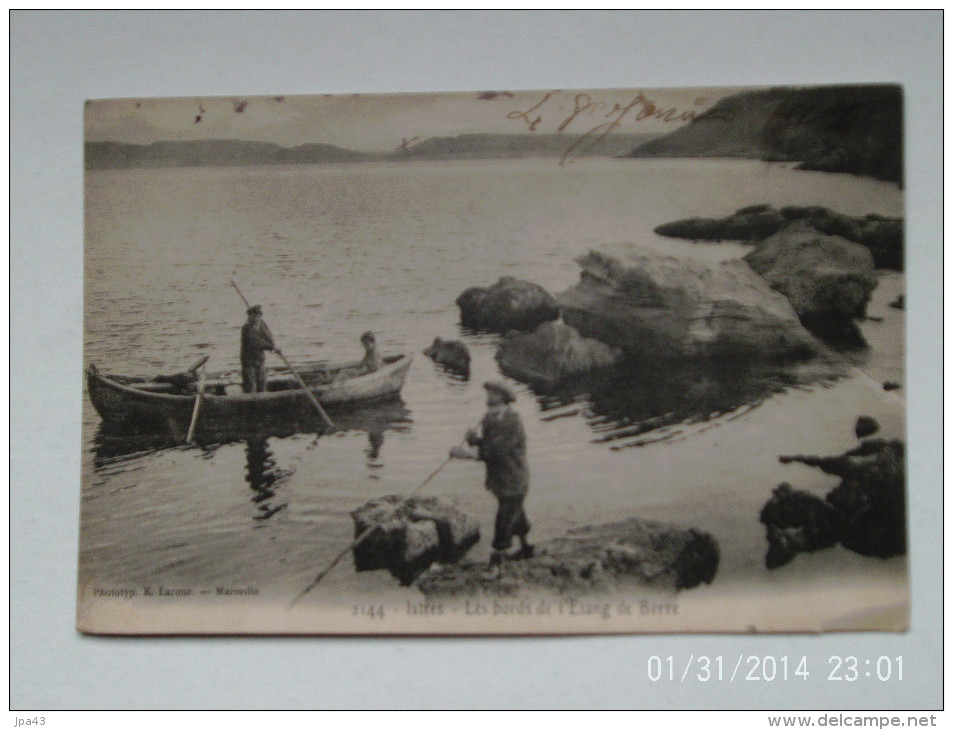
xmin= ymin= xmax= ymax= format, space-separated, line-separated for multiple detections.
xmin=451 ymin=381 xmax=534 ymax=572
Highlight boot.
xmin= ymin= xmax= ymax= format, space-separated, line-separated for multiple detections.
xmin=504 ymin=544 xmax=533 ymax=560
xmin=483 ymin=551 xmax=504 ymax=578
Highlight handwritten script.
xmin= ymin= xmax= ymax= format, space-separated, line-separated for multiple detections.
xmin=507 ymin=91 xmax=704 ymax=165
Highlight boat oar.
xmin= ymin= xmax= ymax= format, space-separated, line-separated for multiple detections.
xmin=290 ymin=424 xmax=480 ymax=606
xmin=185 ymin=366 xmax=206 ymax=444
xmin=230 ymin=279 xmax=336 ymax=431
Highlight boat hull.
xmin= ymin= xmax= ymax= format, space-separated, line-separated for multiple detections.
xmin=86 ymin=355 xmax=412 ymax=429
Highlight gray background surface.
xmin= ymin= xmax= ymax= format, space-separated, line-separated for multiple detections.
xmin=10 ymin=10 xmax=942 ymax=710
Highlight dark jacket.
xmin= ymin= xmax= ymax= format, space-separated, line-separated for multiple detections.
xmin=241 ymin=320 xmax=275 ymax=365
xmin=470 ymin=407 xmax=529 ymax=499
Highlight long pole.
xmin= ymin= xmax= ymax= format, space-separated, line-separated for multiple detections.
xmin=230 ymin=279 xmax=336 ymax=430
xmin=289 ymin=426 xmax=480 ymax=606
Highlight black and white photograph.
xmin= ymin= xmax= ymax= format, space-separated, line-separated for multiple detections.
xmin=79 ymin=85 xmax=908 ymax=634
xmin=12 ymin=10 xmax=941 ymax=712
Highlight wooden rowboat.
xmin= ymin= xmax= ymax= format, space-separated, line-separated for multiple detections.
xmin=86 ymin=354 xmax=412 ymax=428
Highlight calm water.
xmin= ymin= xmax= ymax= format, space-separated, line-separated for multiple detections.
xmin=81 ymin=158 xmax=903 ymax=597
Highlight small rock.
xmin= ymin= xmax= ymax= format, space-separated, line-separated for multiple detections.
xmin=352 ymin=495 xmax=480 ymax=585
xmin=759 ymin=483 xmax=839 ymax=569
xmin=854 ymin=416 xmax=880 ymax=438
xmin=423 ymin=337 xmax=471 ymax=376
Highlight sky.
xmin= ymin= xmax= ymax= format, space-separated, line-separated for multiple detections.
xmin=84 ymin=86 xmax=743 ymax=151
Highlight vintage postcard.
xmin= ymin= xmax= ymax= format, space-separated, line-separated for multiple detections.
xmin=79 ymin=85 xmax=906 ymax=635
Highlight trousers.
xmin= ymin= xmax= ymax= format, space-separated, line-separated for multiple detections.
xmin=492 ymin=496 xmax=530 ymax=551
xmin=242 ymin=363 xmax=267 ymax=393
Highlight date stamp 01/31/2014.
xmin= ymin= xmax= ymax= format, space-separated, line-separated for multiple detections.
xmin=646 ymin=655 xmax=905 ymax=684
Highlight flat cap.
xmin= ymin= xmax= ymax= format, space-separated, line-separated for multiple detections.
xmin=483 ymin=380 xmax=516 ymax=403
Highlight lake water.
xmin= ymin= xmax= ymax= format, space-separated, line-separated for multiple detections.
xmin=80 ymin=157 xmax=903 ymax=605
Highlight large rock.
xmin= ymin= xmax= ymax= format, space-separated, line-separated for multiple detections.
xmin=417 ymin=518 xmax=719 ymax=596
xmin=557 ymin=249 xmax=820 ymax=363
xmin=743 ymin=222 xmax=878 ymax=346
xmin=779 ymin=207 xmax=903 ymax=270
xmin=496 ymin=320 xmax=621 ymax=389
xmin=352 ymin=495 xmax=481 ymax=586
xmin=654 ymin=205 xmax=903 ymax=270
xmin=456 ymin=276 xmax=559 ymax=333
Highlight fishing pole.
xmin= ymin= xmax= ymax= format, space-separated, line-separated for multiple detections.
xmin=230 ymin=279 xmax=337 ymax=430
xmin=290 ymin=422 xmax=481 ymax=606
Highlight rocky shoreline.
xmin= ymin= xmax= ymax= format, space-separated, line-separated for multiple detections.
xmin=449 ymin=203 xmax=904 ymax=390
xmin=394 ymin=199 xmax=906 ymax=596
xmin=350 ymin=498 xmax=721 ymax=597
xmin=654 ymin=204 xmax=903 ymax=271
xmin=417 ymin=518 xmax=719 ymax=597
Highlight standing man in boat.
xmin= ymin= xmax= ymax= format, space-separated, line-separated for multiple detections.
xmin=241 ymin=304 xmax=279 ymax=393
xmin=450 ymin=381 xmax=534 ymax=572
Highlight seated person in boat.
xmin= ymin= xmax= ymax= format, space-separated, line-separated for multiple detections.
xmin=334 ymin=331 xmax=383 ymax=383
xmin=356 ymin=331 xmax=383 ymax=374
xmin=241 ymin=305 xmax=279 ymax=393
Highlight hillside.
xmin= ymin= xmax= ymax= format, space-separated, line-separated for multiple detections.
xmin=390 ymin=133 xmax=659 ymax=160
xmin=85 ymin=139 xmax=380 ymax=169
xmin=627 ymin=85 xmax=903 ymax=184
xmin=85 ymin=132 xmax=661 ymax=169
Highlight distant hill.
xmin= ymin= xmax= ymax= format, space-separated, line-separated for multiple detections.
xmin=85 ymin=139 xmax=379 ymax=169
xmin=389 ymin=133 xmax=660 ymax=160
xmin=627 ymin=85 xmax=903 ymax=184
xmin=85 ymin=132 xmax=661 ymax=169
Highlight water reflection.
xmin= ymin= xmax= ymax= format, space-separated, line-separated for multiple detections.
xmin=533 ymin=356 xmax=823 ymax=448
xmin=90 ymin=427 xmax=181 ymax=470
xmin=244 ymin=437 xmax=289 ymax=520
xmin=90 ymin=396 xmax=414 ymax=469
xmin=366 ymin=428 xmax=384 ymax=461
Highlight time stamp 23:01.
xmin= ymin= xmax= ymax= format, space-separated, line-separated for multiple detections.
xmin=647 ymin=655 xmax=904 ymax=683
